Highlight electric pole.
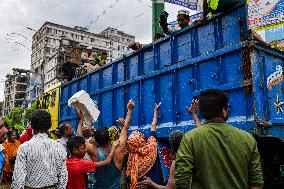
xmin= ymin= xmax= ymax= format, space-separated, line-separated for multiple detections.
xmin=152 ymin=0 xmax=165 ymax=41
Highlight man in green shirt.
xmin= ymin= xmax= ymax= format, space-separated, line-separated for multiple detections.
xmin=174 ymin=89 xmax=264 ymax=189
xmin=197 ymin=0 xmax=246 ymax=24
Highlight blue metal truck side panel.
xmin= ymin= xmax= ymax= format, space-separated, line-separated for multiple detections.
xmin=58 ymin=4 xmax=284 ymax=186
xmin=59 ymin=4 xmax=284 ymax=138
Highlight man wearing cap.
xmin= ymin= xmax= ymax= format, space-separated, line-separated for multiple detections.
xmin=160 ymin=10 xmax=191 ymax=35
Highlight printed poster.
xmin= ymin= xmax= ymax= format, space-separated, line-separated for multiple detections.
xmin=249 ymin=0 xmax=284 ymax=31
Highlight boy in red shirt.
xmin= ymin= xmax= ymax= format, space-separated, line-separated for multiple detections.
xmin=66 ymin=136 xmax=119 ymax=189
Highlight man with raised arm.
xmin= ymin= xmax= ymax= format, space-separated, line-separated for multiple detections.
xmin=175 ymin=89 xmax=263 ymax=189
xmin=79 ymin=100 xmax=134 ymax=189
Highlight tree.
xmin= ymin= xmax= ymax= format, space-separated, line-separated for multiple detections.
xmin=24 ymin=101 xmax=39 ymax=124
xmin=2 ymin=108 xmax=25 ymax=132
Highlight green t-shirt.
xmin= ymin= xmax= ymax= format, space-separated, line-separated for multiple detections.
xmin=175 ymin=123 xmax=264 ymax=189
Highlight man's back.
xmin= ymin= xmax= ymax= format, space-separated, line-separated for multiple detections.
xmin=175 ymin=123 xmax=263 ymax=189
xmin=12 ymin=133 xmax=67 ymax=189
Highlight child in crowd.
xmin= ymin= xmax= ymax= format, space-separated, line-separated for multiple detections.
xmin=66 ymin=136 xmax=119 ymax=189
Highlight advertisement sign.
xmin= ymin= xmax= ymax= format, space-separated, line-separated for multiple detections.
xmin=165 ymin=0 xmax=198 ymax=10
xmin=265 ymin=25 xmax=284 ymax=42
xmin=249 ymin=0 xmax=284 ymax=31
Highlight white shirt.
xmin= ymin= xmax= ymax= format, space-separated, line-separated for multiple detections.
xmin=11 ymin=133 xmax=68 ymax=189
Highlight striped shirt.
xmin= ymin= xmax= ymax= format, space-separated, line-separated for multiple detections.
xmin=11 ymin=133 xmax=68 ymax=189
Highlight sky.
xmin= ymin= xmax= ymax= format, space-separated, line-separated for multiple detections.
xmin=0 ymin=0 xmax=197 ymax=101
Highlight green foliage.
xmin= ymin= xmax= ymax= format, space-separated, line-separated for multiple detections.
xmin=2 ymin=101 xmax=39 ymax=132
xmin=24 ymin=101 xmax=38 ymax=121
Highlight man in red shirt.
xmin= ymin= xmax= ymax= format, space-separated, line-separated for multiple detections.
xmin=66 ymin=136 xmax=119 ymax=189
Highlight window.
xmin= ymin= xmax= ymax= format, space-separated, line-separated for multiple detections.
xmin=45 ymin=47 xmax=50 ymax=54
xmin=46 ymin=28 xmax=51 ymax=34
xmin=51 ymin=91 xmax=56 ymax=107
xmin=91 ymin=38 xmax=95 ymax=42
xmin=81 ymin=36 xmax=84 ymax=40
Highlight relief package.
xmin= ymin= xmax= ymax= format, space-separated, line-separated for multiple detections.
xmin=68 ymin=90 xmax=100 ymax=122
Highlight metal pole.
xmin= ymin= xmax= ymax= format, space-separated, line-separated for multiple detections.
xmin=152 ymin=0 xmax=165 ymax=41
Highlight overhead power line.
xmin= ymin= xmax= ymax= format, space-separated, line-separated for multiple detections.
xmin=115 ymin=12 xmax=146 ymax=29
xmin=85 ymin=0 xmax=120 ymax=29
xmin=135 ymin=0 xmax=152 ymax=8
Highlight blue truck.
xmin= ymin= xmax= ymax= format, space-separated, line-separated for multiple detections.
xmin=57 ymin=4 xmax=284 ymax=188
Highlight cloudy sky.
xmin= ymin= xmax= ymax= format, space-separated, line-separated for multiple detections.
xmin=0 ymin=0 xmax=196 ymax=101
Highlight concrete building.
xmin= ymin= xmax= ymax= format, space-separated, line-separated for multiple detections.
xmin=3 ymin=68 xmax=30 ymax=115
xmin=27 ymin=22 xmax=135 ymax=106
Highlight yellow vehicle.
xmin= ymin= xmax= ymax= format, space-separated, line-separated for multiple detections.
xmin=40 ymin=83 xmax=61 ymax=134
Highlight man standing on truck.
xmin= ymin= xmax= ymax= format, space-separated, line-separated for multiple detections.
xmin=197 ymin=0 xmax=246 ymax=24
xmin=160 ymin=10 xmax=191 ymax=35
xmin=175 ymin=89 xmax=264 ymax=189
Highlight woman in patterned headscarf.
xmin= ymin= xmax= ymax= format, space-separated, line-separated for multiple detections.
xmin=126 ymin=103 xmax=161 ymax=189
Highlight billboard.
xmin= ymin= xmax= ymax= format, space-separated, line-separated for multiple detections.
xmin=249 ymin=0 xmax=284 ymax=31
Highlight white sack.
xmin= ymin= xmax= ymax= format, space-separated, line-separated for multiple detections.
xmin=68 ymin=90 xmax=100 ymax=122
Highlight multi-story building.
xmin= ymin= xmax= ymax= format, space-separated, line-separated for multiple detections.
xmin=3 ymin=68 xmax=30 ymax=115
xmin=27 ymin=22 xmax=135 ymax=107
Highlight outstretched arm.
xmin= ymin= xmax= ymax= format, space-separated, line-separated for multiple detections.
xmin=136 ymin=160 xmax=175 ymax=189
xmin=151 ymin=102 xmax=161 ymax=132
xmin=186 ymin=99 xmax=201 ymax=127
xmin=96 ymin=140 xmax=120 ymax=167
xmin=76 ymin=110 xmax=84 ymax=137
xmin=114 ymin=100 xmax=135 ymax=169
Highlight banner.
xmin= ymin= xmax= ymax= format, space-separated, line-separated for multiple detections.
xmin=165 ymin=0 xmax=198 ymax=10
xmin=249 ymin=0 xmax=284 ymax=31
xmin=265 ymin=25 xmax=284 ymax=42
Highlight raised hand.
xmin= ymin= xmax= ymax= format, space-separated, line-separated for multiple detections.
xmin=154 ymin=102 xmax=161 ymax=111
xmin=186 ymin=99 xmax=199 ymax=115
xmin=76 ymin=110 xmax=84 ymax=119
xmin=116 ymin=118 xmax=125 ymax=126
xmin=127 ymin=99 xmax=135 ymax=110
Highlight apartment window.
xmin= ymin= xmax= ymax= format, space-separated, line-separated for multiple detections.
xmin=71 ymin=33 xmax=74 ymax=38
xmin=46 ymin=28 xmax=51 ymax=34
xmin=45 ymin=47 xmax=50 ymax=54
xmin=91 ymin=38 xmax=95 ymax=42
xmin=81 ymin=36 xmax=84 ymax=40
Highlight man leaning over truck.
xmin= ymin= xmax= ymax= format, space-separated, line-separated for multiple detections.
xmin=174 ymin=89 xmax=263 ymax=189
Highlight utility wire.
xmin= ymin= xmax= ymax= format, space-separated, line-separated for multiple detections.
xmin=115 ymin=12 xmax=145 ymax=29
xmin=6 ymin=33 xmax=31 ymax=42
xmin=135 ymin=0 xmax=152 ymax=8
xmin=6 ymin=41 xmax=31 ymax=51
xmin=85 ymin=0 xmax=120 ymax=29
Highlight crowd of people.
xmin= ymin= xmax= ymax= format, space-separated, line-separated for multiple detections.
xmin=0 ymin=89 xmax=264 ymax=189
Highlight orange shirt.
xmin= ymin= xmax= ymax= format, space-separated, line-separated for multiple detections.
xmin=2 ymin=140 xmax=20 ymax=173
